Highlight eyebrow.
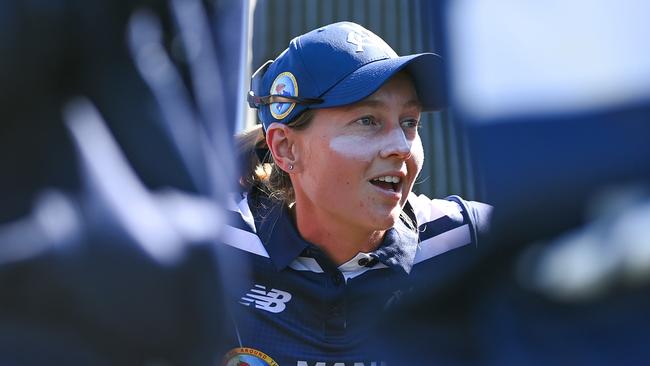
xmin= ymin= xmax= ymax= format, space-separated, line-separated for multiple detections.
xmin=344 ymin=98 xmax=422 ymax=111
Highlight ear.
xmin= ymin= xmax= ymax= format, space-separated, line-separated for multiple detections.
xmin=266 ymin=123 xmax=298 ymax=173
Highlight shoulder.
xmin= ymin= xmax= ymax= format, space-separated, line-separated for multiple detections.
xmin=226 ymin=191 xmax=257 ymax=231
xmin=408 ymin=192 xmax=465 ymax=226
xmin=220 ymin=191 xmax=270 ymax=258
xmin=408 ymin=192 xmax=493 ymax=246
xmin=445 ymin=195 xmax=493 ymax=238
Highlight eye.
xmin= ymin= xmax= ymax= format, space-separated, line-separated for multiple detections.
xmin=400 ymin=118 xmax=420 ymax=129
xmin=356 ymin=116 xmax=378 ymax=127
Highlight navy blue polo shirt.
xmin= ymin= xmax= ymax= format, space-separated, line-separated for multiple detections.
xmin=219 ymin=189 xmax=490 ymax=366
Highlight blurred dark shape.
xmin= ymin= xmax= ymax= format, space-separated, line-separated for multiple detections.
xmin=0 ymin=0 xmax=244 ymax=364
xmin=372 ymin=1 xmax=650 ymax=365
xmin=377 ymin=186 xmax=650 ymax=365
xmin=517 ymin=184 xmax=650 ymax=302
xmin=471 ymin=107 xmax=650 ymax=245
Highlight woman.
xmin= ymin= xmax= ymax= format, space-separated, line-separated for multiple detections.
xmin=222 ymin=21 xmax=491 ymax=366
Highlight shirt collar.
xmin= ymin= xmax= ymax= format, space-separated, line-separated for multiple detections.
xmin=371 ymin=210 xmax=419 ymax=274
xmin=251 ymin=193 xmax=419 ymax=274
xmin=252 ymin=195 xmax=310 ymax=271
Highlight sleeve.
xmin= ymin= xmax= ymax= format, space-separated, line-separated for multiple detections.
xmin=408 ymin=192 xmax=493 ymax=247
xmin=445 ymin=195 xmax=493 ymax=246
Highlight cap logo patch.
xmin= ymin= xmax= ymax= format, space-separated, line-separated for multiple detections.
xmin=342 ymin=24 xmax=398 ymax=57
xmin=269 ymin=72 xmax=298 ymax=120
xmin=347 ymin=31 xmax=370 ymax=52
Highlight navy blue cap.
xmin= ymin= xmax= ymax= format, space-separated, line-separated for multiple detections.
xmin=248 ymin=21 xmax=445 ymax=130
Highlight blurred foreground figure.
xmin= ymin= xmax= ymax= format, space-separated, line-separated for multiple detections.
xmin=0 ymin=0 xmax=246 ymax=364
xmin=374 ymin=0 xmax=650 ymax=365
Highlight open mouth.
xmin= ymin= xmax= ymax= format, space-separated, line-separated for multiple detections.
xmin=369 ymin=175 xmax=401 ymax=193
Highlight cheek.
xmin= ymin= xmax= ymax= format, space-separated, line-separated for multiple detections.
xmin=410 ymin=136 xmax=424 ymax=173
xmin=303 ymin=138 xmax=359 ymax=193
xmin=329 ymin=135 xmax=375 ymax=162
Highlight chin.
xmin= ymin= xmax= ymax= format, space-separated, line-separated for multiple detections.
xmin=368 ymin=209 xmax=400 ymax=231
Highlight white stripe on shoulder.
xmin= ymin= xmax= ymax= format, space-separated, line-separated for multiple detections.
xmin=220 ymin=224 xmax=269 ymax=258
xmin=409 ymin=192 xmax=463 ymax=226
xmin=288 ymin=257 xmax=324 ymax=273
xmin=227 ymin=192 xmax=256 ymax=233
xmin=414 ymin=224 xmax=471 ymax=264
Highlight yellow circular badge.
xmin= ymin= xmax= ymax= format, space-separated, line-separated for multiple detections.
xmin=269 ymin=71 xmax=298 ymax=120
xmin=221 ymin=347 xmax=279 ymax=366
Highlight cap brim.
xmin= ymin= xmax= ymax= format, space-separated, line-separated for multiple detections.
xmin=316 ymin=53 xmax=446 ymax=111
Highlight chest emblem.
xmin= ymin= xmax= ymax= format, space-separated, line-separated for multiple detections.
xmin=239 ymin=284 xmax=292 ymax=314
xmin=222 ymin=347 xmax=279 ymax=366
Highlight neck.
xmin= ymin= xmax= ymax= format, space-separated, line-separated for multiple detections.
xmin=292 ymin=202 xmax=385 ymax=265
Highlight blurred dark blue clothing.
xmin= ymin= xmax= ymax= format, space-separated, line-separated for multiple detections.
xmin=368 ymin=2 xmax=650 ymax=365
xmin=0 ymin=0 xmax=244 ymax=364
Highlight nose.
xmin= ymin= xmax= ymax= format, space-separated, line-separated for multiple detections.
xmin=379 ymin=127 xmax=412 ymax=160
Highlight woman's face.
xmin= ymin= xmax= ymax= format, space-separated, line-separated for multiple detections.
xmin=293 ymin=73 xmax=424 ymax=231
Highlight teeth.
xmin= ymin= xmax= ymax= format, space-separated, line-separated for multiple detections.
xmin=372 ymin=176 xmax=401 ymax=184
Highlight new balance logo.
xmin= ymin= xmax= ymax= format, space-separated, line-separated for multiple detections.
xmin=239 ymin=284 xmax=292 ymax=313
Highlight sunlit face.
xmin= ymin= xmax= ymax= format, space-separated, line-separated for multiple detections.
xmin=292 ymin=73 xmax=424 ymax=231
